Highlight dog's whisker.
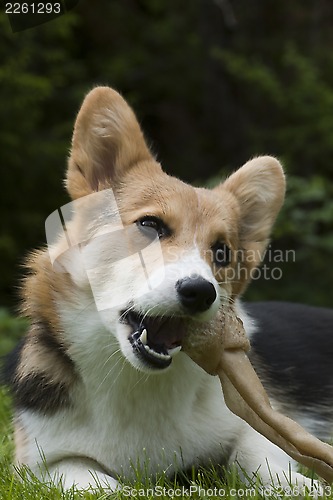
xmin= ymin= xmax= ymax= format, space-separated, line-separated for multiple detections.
xmin=106 ymin=358 xmax=128 ymax=392
xmin=126 ymin=371 xmax=150 ymax=395
xmin=95 ymin=351 xmax=124 ymax=392
xmin=100 ymin=347 xmax=122 ymax=370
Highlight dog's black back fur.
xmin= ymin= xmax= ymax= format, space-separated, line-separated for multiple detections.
xmin=248 ymin=301 xmax=333 ymax=415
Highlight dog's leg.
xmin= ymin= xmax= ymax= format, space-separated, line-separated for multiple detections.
xmin=229 ymin=426 xmax=322 ymax=494
xmin=42 ymin=458 xmax=120 ymax=491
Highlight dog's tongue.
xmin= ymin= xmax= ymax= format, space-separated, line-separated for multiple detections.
xmin=182 ymin=306 xmax=333 ymax=484
xmin=145 ymin=316 xmax=187 ymax=349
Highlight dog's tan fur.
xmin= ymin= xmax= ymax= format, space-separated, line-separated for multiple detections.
xmin=67 ymin=87 xmax=152 ymax=199
xmin=17 ymin=251 xmax=76 ymax=385
xmin=65 ymin=87 xmax=285 ymax=300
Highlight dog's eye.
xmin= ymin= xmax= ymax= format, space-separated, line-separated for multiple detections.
xmin=212 ymin=242 xmax=231 ymax=267
xmin=137 ymin=216 xmax=171 ymax=239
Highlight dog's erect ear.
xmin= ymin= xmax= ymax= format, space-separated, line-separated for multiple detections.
xmin=222 ymin=156 xmax=285 ymax=245
xmin=216 ymin=157 xmax=285 ymax=295
xmin=66 ymin=87 xmax=153 ymax=199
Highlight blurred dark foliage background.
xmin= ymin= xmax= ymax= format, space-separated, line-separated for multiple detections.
xmin=1 ymin=0 xmax=333 ymax=323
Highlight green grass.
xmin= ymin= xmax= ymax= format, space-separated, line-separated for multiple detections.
xmin=1 ymin=309 xmax=333 ymax=499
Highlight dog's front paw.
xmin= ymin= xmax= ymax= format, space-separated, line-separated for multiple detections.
xmin=44 ymin=459 xmax=121 ymax=492
xmin=263 ymin=473 xmax=324 ymax=499
xmin=62 ymin=471 xmax=120 ymax=492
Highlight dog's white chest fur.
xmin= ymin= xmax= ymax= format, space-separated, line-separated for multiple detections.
xmin=20 ymin=351 xmax=237 ymax=479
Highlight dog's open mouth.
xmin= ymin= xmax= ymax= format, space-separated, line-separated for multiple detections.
xmin=123 ymin=310 xmax=188 ymax=370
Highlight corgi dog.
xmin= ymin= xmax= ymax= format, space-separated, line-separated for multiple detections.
xmin=4 ymin=86 xmax=333 ymax=492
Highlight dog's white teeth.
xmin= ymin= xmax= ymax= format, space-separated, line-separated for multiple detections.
xmin=139 ymin=328 xmax=148 ymax=345
xmin=155 ymin=351 xmax=171 ymax=361
xmin=143 ymin=344 xmax=171 ymax=361
xmin=167 ymin=345 xmax=182 ymax=356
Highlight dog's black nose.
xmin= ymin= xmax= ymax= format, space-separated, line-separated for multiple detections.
xmin=176 ymin=277 xmax=217 ymax=313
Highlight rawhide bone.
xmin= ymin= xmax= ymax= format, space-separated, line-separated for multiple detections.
xmin=182 ymin=306 xmax=333 ymax=483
